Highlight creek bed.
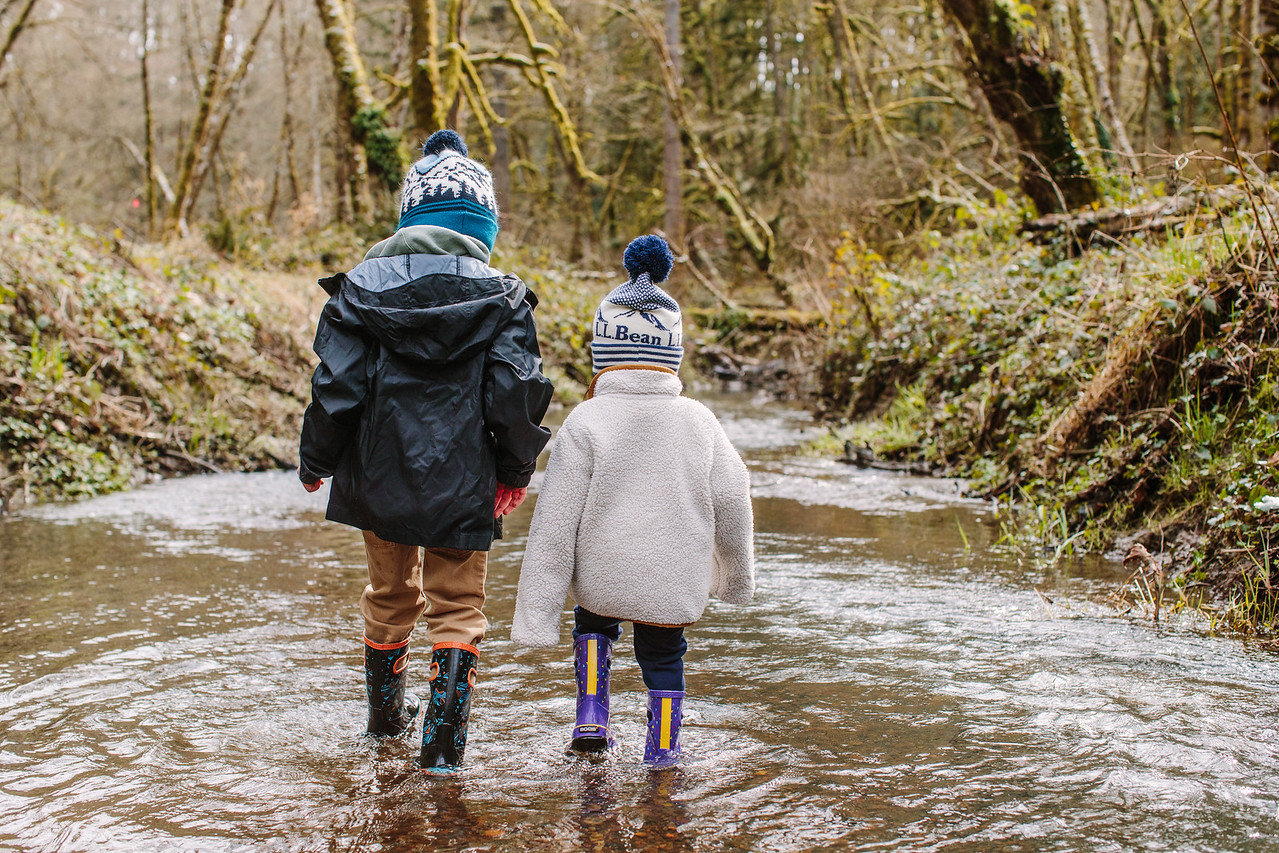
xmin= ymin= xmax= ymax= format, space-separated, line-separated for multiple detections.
xmin=1 ymin=390 xmax=1276 ymax=852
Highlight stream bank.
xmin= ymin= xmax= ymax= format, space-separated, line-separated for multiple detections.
xmin=811 ymin=195 xmax=1279 ymax=637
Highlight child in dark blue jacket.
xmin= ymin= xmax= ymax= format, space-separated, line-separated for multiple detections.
xmin=299 ymin=130 xmax=553 ymax=770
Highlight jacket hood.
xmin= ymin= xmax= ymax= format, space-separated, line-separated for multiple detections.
xmin=321 ymin=253 xmax=528 ymax=365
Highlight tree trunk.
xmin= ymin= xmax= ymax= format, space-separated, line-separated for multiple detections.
xmin=409 ymin=0 xmax=444 ymax=135
xmin=140 ymin=0 xmax=156 ymax=236
xmin=940 ymin=0 xmax=1100 ymax=213
xmin=314 ymin=0 xmax=402 ymax=213
xmin=1261 ymin=0 xmax=1279 ymax=167
xmin=1069 ymin=0 xmax=1140 ymax=173
xmin=0 ymin=0 xmax=39 ymax=85
xmin=663 ymin=0 xmax=683 ymax=247
xmin=166 ymin=0 xmax=235 ymax=235
xmin=1235 ymin=0 xmax=1256 ymax=149
xmin=1145 ymin=0 xmax=1181 ymax=150
xmin=182 ymin=0 xmax=279 ymax=227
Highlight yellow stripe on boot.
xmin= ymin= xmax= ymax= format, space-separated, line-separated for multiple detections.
xmin=660 ymin=697 xmax=672 ymax=749
xmin=586 ymin=639 xmax=597 ymax=696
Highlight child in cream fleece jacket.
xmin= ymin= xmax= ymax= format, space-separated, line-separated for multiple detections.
xmin=511 ymin=235 xmax=755 ymax=766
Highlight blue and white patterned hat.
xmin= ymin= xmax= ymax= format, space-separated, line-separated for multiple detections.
xmin=591 ymin=236 xmax=683 ymax=373
xmin=398 ymin=130 xmax=499 ymax=251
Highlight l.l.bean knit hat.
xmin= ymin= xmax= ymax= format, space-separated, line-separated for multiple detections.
xmin=398 ymin=129 xmax=500 ymax=251
xmin=591 ymin=235 xmax=683 ymax=373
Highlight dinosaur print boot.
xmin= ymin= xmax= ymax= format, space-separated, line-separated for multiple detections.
xmin=419 ymin=643 xmax=479 ymax=771
xmin=364 ymin=637 xmax=421 ymax=737
xmin=570 ymin=633 xmax=617 ymax=753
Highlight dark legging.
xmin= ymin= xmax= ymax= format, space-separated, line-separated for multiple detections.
xmin=572 ymin=606 xmax=687 ymax=692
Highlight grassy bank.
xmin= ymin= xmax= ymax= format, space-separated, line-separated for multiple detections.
xmin=0 ymin=200 xmax=323 ymax=511
xmin=816 ymin=190 xmax=1279 ymax=635
xmin=0 ymin=202 xmax=613 ymax=513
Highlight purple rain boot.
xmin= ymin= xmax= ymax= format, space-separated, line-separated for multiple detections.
xmin=643 ymin=690 xmax=685 ymax=767
xmin=570 ymin=633 xmax=617 ymax=753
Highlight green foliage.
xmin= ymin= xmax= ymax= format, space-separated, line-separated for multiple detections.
xmin=352 ymin=105 xmax=406 ymax=192
xmin=819 ymin=193 xmax=1279 ymax=632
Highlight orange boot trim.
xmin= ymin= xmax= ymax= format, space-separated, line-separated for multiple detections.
xmin=432 ymin=641 xmax=480 ymax=656
xmin=364 ymin=636 xmax=411 ymax=651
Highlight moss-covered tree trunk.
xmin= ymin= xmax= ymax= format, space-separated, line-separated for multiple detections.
xmin=939 ymin=0 xmax=1101 ymax=213
xmin=314 ymin=0 xmax=404 ymax=216
xmin=408 ymin=0 xmax=445 ymax=135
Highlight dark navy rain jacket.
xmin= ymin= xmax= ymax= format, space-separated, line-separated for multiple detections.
xmin=298 ymin=253 xmax=554 ymax=550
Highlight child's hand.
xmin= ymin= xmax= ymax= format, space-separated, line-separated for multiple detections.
xmin=300 ymin=470 xmax=324 ymax=493
xmin=494 ymin=484 xmax=527 ymax=517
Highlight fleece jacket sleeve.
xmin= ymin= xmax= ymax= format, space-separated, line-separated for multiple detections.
xmin=511 ymin=420 xmax=592 ymax=647
xmin=483 ymin=292 xmax=554 ymax=488
xmin=709 ymin=421 xmax=755 ymax=604
xmin=298 ymin=291 xmax=371 ymax=484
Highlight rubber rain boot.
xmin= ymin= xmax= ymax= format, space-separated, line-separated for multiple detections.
xmin=364 ymin=637 xmax=420 ymax=737
xmin=419 ymin=642 xmax=479 ymax=771
xmin=643 ymin=690 xmax=684 ymax=767
xmin=570 ymin=633 xmax=617 ymax=753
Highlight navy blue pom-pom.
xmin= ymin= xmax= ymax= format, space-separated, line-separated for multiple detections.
xmin=622 ymin=235 xmax=674 ymax=283
xmin=422 ymin=129 xmax=468 ymax=158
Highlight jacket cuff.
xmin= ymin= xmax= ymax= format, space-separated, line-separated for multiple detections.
xmin=496 ymin=468 xmax=533 ymax=489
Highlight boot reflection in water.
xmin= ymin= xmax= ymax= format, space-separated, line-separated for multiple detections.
xmin=419 ymin=643 xmax=479 ymax=771
xmin=633 ymin=766 xmax=692 ymax=847
xmin=574 ymin=767 xmax=627 ymax=850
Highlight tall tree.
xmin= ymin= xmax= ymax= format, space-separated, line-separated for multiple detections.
xmin=663 ymin=0 xmax=683 ymax=246
xmin=939 ymin=0 xmax=1101 ymax=212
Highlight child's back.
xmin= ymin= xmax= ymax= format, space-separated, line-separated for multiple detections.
xmin=512 ymin=236 xmax=754 ymax=766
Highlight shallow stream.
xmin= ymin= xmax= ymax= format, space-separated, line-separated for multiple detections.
xmin=1 ymin=391 xmax=1277 ymax=851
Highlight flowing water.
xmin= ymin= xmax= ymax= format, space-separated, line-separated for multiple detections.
xmin=1 ymin=390 xmax=1277 ymax=852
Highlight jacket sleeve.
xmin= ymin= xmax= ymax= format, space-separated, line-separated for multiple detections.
xmin=709 ymin=419 xmax=755 ymax=604
xmin=483 ymin=292 xmax=554 ymax=488
xmin=298 ymin=291 xmax=371 ymax=484
xmin=511 ymin=420 xmax=592 ymax=647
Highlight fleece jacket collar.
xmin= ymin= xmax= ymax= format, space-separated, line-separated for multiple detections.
xmin=589 ymin=366 xmax=683 ymax=399
xmin=363 ymin=224 xmax=491 ymax=264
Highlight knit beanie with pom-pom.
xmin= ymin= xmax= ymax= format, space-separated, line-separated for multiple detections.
xmin=398 ymin=129 xmax=500 ymax=251
xmin=590 ymin=235 xmax=683 ymax=373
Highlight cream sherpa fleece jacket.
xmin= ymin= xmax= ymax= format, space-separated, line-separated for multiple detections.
xmin=511 ymin=368 xmax=755 ymax=647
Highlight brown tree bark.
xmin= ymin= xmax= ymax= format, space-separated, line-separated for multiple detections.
xmin=314 ymin=0 xmax=403 ymax=215
xmin=166 ymin=0 xmax=235 ymax=235
xmin=663 ymin=0 xmax=683 ymax=247
xmin=140 ymin=0 xmax=156 ymax=236
xmin=1260 ymin=0 xmax=1279 ymax=167
xmin=939 ymin=0 xmax=1101 ymax=213
xmin=409 ymin=0 xmax=445 ymax=134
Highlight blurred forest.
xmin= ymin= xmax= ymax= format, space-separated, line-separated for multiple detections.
xmin=4 ymin=0 xmax=1279 ymax=297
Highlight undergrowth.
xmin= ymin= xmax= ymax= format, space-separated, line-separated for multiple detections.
xmin=819 ymin=187 xmax=1279 ymax=635
xmin=0 ymin=199 xmax=313 ymax=510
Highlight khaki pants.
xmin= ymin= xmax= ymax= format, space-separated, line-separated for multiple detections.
xmin=360 ymin=530 xmax=488 ymax=647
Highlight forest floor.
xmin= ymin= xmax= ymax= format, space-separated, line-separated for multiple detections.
xmin=813 ymin=188 xmax=1279 ymax=638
